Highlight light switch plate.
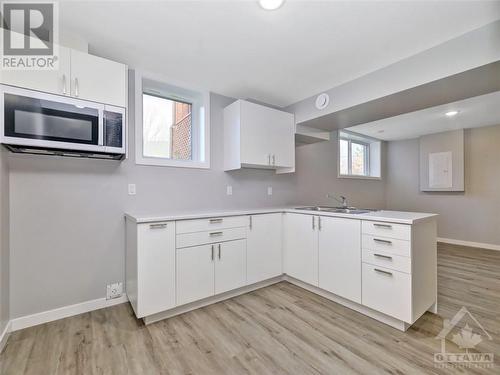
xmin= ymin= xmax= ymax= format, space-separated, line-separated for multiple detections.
xmin=267 ymin=186 xmax=273 ymax=195
xmin=226 ymin=185 xmax=233 ymax=195
xmin=128 ymin=184 xmax=136 ymax=195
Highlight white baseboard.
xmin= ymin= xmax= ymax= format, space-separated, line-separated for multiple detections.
xmin=438 ymin=237 xmax=500 ymax=251
xmin=0 ymin=320 xmax=11 ymax=353
xmin=10 ymin=295 xmax=128 ymax=332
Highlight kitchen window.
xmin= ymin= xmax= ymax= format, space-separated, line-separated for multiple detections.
xmin=338 ymin=130 xmax=381 ymax=179
xmin=135 ymin=73 xmax=210 ymax=168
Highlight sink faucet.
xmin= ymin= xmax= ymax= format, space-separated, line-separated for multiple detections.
xmin=326 ymin=193 xmax=349 ymax=208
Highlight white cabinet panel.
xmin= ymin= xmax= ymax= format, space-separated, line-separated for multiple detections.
xmin=137 ymin=222 xmax=176 ymax=317
xmin=362 ymin=263 xmax=411 ymax=322
xmin=70 ymin=49 xmax=127 ymax=107
xmin=0 ymin=46 xmax=71 ymax=96
xmin=176 ymin=216 xmax=248 ymax=234
xmin=362 ymin=220 xmax=411 ymax=241
xmin=176 ymin=227 xmax=246 ymax=249
xmin=176 ymin=244 xmax=215 ymax=306
xmin=247 ymin=213 xmax=283 ymax=284
xmin=240 ymin=100 xmax=273 ymax=166
xmin=362 ymin=235 xmax=411 ymax=257
xmin=215 ymin=239 xmax=247 ymax=294
xmin=318 ymin=217 xmax=361 ymax=303
xmin=284 ymin=213 xmax=318 ymax=286
xmin=224 ymin=99 xmax=295 ymax=173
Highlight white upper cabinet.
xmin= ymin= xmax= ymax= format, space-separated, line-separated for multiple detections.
xmin=0 ymin=45 xmax=127 ymax=107
xmin=224 ymin=100 xmax=295 ymax=174
xmin=283 ymin=213 xmax=318 ymax=286
xmin=0 ymin=46 xmax=71 ymax=96
xmin=70 ymin=49 xmax=127 ymax=107
xmin=318 ymin=217 xmax=362 ymax=303
xmin=246 ymin=213 xmax=283 ymax=284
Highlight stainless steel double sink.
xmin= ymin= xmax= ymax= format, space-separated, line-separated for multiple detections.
xmin=294 ymin=206 xmax=374 ymax=215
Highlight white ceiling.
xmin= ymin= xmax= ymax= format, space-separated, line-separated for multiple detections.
xmin=60 ymin=1 xmax=500 ymax=107
xmin=345 ymin=91 xmax=500 ymax=141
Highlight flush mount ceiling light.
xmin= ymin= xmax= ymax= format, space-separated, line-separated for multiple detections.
xmin=258 ymin=0 xmax=285 ymax=10
xmin=445 ymin=110 xmax=459 ymax=117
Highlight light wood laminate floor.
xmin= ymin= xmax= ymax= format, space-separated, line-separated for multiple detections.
xmin=1 ymin=243 xmax=499 ymax=374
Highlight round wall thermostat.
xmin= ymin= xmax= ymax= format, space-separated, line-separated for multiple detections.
xmin=315 ymin=93 xmax=330 ymax=110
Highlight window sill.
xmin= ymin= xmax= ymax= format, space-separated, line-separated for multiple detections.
xmin=338 ymin=174 xmax=382 ymax=181
xmin=136 ymin=156 xmax=210 ymax=169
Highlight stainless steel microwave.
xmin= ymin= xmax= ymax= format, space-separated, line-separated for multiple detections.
xmin=0 ymin=85 xmax=126 ymax=159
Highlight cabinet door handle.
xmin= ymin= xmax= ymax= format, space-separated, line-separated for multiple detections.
xmin=209 ymin=231 xmax=223 ymax=237
xmin=211 ymin=245 xmax=214 ymax=261
xmin=74 ymin=77 xmax=79 ymax=97
xmin=373 ymin=238 xmax=392 ymax=244
xmin=318 ymin=216 xmax=322 ymax=231
xmin=149 ymin=223 xmax=167 ymax=229
xmin=374 ymin=223 xmax=392 ymax=229
xmin=62 ymin=74 xmax=67 ymax=95
xmin=312 ymin=216 xmax=315 ymax=230
xmin=374 ymin=253 xmax=392 ymax=260
xmin=249 ymin=215 xmax=252 ymax=230
xmin=268 ymin=154 xmax=271 ymax=165
xmin=209 ymin=218 xmax=223 ymax=224
xmin=272 ymin=154 xmax=276 ymax=166
xmin=218 ymin=244 xmax=221 ymax=260
xmin=374 ymin=268 xmax=393 ymax=276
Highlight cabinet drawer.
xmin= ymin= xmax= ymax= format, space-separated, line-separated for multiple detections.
xmin=176 ymin=216 xmax=248 ymax=234
xmin=362 ymin=249 xmax=411 ymax=274
xmin=362 ymin=221 xmax=411 ymax=241
xmin=362 ymin=234 xmax=411 ymax=257
xmin=176 ymin=227 xmax=246 ymax=248
xmin=362 ymin=263 xmax=411 ymax=322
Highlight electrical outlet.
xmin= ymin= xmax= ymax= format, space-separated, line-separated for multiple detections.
xmin=106 ymin=282 xmax=123 ymax=300
xmin=226 ymin=185 xmax=233 ymax=195
xmin=128 ymin=184 xmax=136 ymax=195
xmin=267 ymin=186 xmax=273 ymax=195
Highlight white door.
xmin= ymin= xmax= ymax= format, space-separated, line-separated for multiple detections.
xmin=240 ymin=100 xmax=274 ymax=167
xmin=215 ymin=239 xmax=247 ymax=294
xmin=247 ymin=213 xmax=283 ymax=284
xmin=318 ymin=217 xmax=362 ymax=303
xmin=70 ymin=49 xmax=127 ymax=107
xmin=284 ymin=213 xmax=318 ymax=286
xmin=0 ymin=46 xmax=71 ymax=96
xmin=270 ymin=112 xmax=294 ymax=168
xmin=176 ymin=244 xmax=215 ymax=306
xmin=137 ymin=222 xmax=176 ymax=317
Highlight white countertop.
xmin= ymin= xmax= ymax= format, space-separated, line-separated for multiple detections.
xmin=125 ymin=207 xmax=437 ymax=225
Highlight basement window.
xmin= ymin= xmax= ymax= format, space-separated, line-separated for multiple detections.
xmin=135 ymin=75 xmax=210 ymax=168
xmin=338 ymin=130 xmax=381 ymax=179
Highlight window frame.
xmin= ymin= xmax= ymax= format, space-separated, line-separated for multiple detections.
xmin=134 ymin=71 xmax=210 ymax=169
xmin=337 ymin=131 xmax=381 ymax=180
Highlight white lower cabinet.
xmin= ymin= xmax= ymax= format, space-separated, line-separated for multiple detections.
xmin=126 ymin=221 xmax=176 ymax=318
xmin=176 ymin=244 xmax=215 ymax=306
xmin=284 ymin=213 xmax=318 ymax=286
xmin=362 ymin=263 xmax=411 ymax=322
xmin=177 ymin=239 xmax=247 ymax=306
xmin=246 ymin=213 xmax=283 ymax=284
xmin=215 ymin=239 xmax=247 ymax=294
xmin=318 ymin=217 xmax=361 ymax=303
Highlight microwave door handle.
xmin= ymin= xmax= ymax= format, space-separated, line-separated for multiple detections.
xmin=98 ymin=107 xmax=104 ymax=146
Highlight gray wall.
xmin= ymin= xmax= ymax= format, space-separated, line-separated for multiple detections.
xmin=0 ymin=147 xmax=9 ymax=334
xmin=385 ymin=124 xmax=500 ymax=245
xmin=294 ymin=131 xmax=386 ymax=210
